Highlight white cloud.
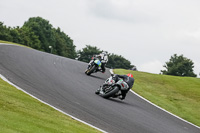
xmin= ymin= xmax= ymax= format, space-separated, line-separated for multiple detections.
xmin=88 ymin=0 xmax=158 ymax=24
xmin=139 ymin=60 xmax=164 ymax=74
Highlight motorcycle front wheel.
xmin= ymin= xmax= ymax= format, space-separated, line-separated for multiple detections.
xmin=101 ymin=86 xmax=119 ymax=99
xmin=85 ymin=65 xmax=97 ymax=75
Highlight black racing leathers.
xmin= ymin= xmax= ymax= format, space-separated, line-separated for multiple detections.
xmin=113 ymin=74 xmax=134 ymax=99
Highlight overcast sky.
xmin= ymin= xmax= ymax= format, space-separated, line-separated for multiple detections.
xmin=1 ymin=0 xmax=200 ymax=77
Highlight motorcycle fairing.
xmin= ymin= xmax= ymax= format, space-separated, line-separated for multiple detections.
xmin=94 ymin=59 xmax=102 ymax=66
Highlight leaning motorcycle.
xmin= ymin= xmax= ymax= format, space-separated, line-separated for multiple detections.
xmin=96 ymin=75 xmax=129 ymax=99
xmin=85 ymin=57 xmax=102 ymax=75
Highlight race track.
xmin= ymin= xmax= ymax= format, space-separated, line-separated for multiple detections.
xmin=0 ymin=44 xmax=199 ymax=133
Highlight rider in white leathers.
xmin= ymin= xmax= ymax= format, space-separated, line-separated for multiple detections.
xmin=94 ymin=51 xmax=108 ymax=73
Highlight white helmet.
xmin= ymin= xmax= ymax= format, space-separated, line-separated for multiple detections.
xmin=102 ymin=51 xmax=107 ymax=56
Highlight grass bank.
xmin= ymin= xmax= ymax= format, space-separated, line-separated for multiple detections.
xmin=114 ymin=69 xmax=200 ymax=127
xmin=0 ymin=40 xmax=30 ymax=48
xmin=0 ymin=77 xmax=101 ymax=133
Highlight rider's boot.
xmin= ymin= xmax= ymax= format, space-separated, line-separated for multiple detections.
xmin=119 ymin=95 xmax=125 ymax=100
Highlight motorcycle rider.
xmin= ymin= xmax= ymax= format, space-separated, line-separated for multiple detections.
xmin=96 ymin=73 xmax=134 ymax=100
xmin=93 ymin=51 xmax=108 ymax=73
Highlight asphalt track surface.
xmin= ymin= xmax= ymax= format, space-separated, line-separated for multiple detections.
xmin=0 ymin=44 xmax=199 ymax=133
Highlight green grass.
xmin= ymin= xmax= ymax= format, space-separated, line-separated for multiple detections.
xmin=114 ymin=69 xmax=200 ymax=127
xmin=0 ymin=78 xmax=101 ymax=133
xmin=0 ymin=40 xmax=30 ymax=48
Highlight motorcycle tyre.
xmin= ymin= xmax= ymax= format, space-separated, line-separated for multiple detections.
xmin=101 ymin=86 xmax=119 ymax=99
xmin=85 ymin=65 xmax=97 ymax=75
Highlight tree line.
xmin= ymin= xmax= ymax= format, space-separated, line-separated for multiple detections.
xmin=0 ymin=17 xmax=76 ymax=59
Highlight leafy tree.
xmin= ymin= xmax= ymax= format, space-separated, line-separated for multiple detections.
xmin=18 ymin=26 xmax=41 ymax=49
xmin=0 ymin=17 xmax=77 ymax=59
xmin=106 ymin=53 xmax=133 ymax=69
xmin=22 ymin=17 xmax=56 ymax=52
xmin=0 ymin=22 xmax=12 ymax=41
xmin=77 ymin=45 xmax=102 ymax=63
xmin=10 ymin=27 xmax=21 ymax=43
xmin=54 ymin=27 xmax=76 ymax=59
xmin=161 ymin=54 xmax=197 ymax=77
xmin=22 ymin=17 xmax=77 ymax=59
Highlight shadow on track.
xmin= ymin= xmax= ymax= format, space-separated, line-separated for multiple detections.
xmin=86 ymin=74 xmax=106 ymax=80
xmin=99 ymin=97 xmax=140 ymax=108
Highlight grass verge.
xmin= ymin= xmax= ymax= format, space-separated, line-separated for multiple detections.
xmin=0 ymin=40 xmax=30 ymax=48
xmin=114 ymin=69 xmax=200 ymax=127
xmin=0 ymin=77 xmax=101 ymax=133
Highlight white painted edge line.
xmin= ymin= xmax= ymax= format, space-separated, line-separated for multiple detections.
xmin=109 ymin=69 xmax=200 ymax=129
xmin=0 ymin=74 xmax=107 ymax=133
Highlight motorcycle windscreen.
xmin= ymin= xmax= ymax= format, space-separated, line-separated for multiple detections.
xmin=94 ymin=59 xmax=102 ymax=66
